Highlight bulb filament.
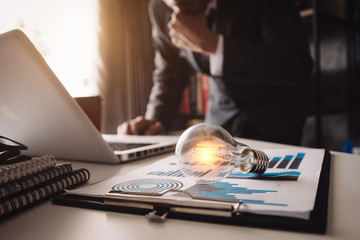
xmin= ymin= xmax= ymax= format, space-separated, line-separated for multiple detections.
xmin=191 ymin=143 xmax=229 ymax=167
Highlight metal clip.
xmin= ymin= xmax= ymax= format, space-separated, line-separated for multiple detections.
xmin=145 ymin=210 xmax=169 ymax=222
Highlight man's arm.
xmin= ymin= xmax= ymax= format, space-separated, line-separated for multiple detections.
xmin=144 ymin=0 xmax=194 ymax=130
xmin=118 ymin=0 xmax=195 ymax=135
xmin=160 ymin=0 xmax=313 ymax=138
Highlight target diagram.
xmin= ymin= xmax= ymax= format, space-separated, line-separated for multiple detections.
xmin=112 ymin=178 xmax=184 ymax=193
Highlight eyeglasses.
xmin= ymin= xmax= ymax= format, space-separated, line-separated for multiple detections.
xmin=0 ymin=136 xmax=30 ymax=165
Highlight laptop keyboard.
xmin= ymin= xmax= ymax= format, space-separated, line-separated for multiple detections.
xmin=108 ymin=142 xmax=152 ymax=151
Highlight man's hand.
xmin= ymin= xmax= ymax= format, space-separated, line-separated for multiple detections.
xmin=168 ymin=11 xmax=219 ymax=56
xmin=117 ymin=116 xmax=165 ymax=135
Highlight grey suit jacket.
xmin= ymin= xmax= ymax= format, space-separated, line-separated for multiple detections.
xmin=145 ymin=0 xmax=312 ymax=139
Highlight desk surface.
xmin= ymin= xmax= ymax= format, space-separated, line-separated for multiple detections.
xmin=1 ymin=138 xmax=360 ymax=240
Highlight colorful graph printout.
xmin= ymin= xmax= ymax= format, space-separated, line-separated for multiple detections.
xmin=68 ymin=148 xmax=325 ymax=220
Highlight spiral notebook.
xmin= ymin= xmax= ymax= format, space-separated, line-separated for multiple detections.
xmin=54 ymin=148 xmax=331 ymax=233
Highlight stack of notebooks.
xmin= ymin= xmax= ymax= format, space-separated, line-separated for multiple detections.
xmin=0 ymin=136 xmax=90 ymax=219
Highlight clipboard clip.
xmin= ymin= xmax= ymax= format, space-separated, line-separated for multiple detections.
xmin=105 ymin=188 xmax=242 ymax=221
xmin=145 ymin=209 xmax=169 ymax=222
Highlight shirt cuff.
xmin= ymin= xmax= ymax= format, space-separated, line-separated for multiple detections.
xmin=209 ymin=35 xmax=224 ymax=77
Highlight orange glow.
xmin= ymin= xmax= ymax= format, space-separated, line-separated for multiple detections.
xmin=195 ymin=143 xmax=227 ymax=148
xmin=191 ymin=143 xmax=228 ymax=166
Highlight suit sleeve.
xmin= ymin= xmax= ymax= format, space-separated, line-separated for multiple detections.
xmin=145 ymin=0 xmax=194 ymax=130
xmin=218 ymin=0 xmax=313 ymax=137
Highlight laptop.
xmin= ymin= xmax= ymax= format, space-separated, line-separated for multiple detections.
xmin=0 ymin=29 xmax=177 ymax=164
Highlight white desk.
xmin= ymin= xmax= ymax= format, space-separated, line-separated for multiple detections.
xmin=1 ymin=139 xmax=360 ymax=240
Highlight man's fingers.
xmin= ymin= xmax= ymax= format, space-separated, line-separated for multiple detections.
xmin=117 ymin=117 xmax=164 ymax=136
xmin=167 ymin=10 xmax=217 ymax=55
xmin=118 ymin=116 xmax=146 ymax=135
xmin=117 ymin=122 xmax=131 ymax=135
xmin=129 ymin=116 xmax=149 ymax=135
xmin=169 ymin=24 xmax=193 ymax=49
xmin=168 ymin=12 xmax=202 ymax=52
xmin=144 ymin=121 xmax=165 ymax=135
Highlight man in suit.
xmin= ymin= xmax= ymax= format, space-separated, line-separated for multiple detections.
xmin=118 ymin=0 xmax=312 ymax=145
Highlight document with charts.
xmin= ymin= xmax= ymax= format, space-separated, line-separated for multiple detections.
xmin=67 ymin=148 xmax=326 ymax=220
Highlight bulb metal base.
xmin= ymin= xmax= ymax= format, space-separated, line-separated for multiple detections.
xmin=249 ymin=149 xmax=269 ymax=174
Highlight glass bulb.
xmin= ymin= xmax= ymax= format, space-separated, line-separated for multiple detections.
xmin=175 ymin=123 xmax=269 ymax=184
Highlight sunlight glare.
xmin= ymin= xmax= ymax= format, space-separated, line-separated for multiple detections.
xmin=0 ymin=0 xmax=99 ymax=97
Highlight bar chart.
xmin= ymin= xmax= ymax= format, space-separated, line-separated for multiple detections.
xmin=147 ymin=169 xmax=184 ymax=177
xmin=104 ymin=148 xmax=325 ymax=216
xmin=227 ymin=171 xmax=300 ymax=180
xmin=182 ymin=181 xmax=288 ymax=206
xmin=268 ymin=153 xmax=305 ymax=169
xmin=148 ymin=152 xmax=306 ymax=181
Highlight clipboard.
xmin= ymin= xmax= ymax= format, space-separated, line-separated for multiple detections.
xmin=53 ymin=150 xmax=331 ymax=234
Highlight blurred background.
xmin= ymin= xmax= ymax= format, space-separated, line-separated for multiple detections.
xmin=0 ymin=0 xmax=359 ymax=152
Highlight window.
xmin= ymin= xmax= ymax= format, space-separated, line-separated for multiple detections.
xmin=0 ymin=0 xmax=99 ymax=97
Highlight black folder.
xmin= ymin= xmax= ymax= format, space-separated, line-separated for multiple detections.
xmin=53 ymin=150 xmax=331 ymax=234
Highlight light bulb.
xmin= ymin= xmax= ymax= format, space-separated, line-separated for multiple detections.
xmin=175 ymin=123 xmax=269 ymax=184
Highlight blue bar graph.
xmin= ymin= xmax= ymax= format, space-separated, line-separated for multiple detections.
xmin=227 ymin=171 xmax=300 ymax=180
xmin=268 ymin=157 xmax=281 ymax=168
xmin=147 ymin=152 xmax=306 ymax=179
xmin=147 ymin=168 xmax=214 ymax=178
xmin=182 ymin=181 xmax=288 ymax=207
xmin=277 ymin=155 xmax=293 ymax=169
xmin=289 ymin=153 xmax=305 ymax=169
xmin=268 ymin=153 xmax=306 ymax=170
xmin=147 ymin=170 xmax=184 ymax=177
